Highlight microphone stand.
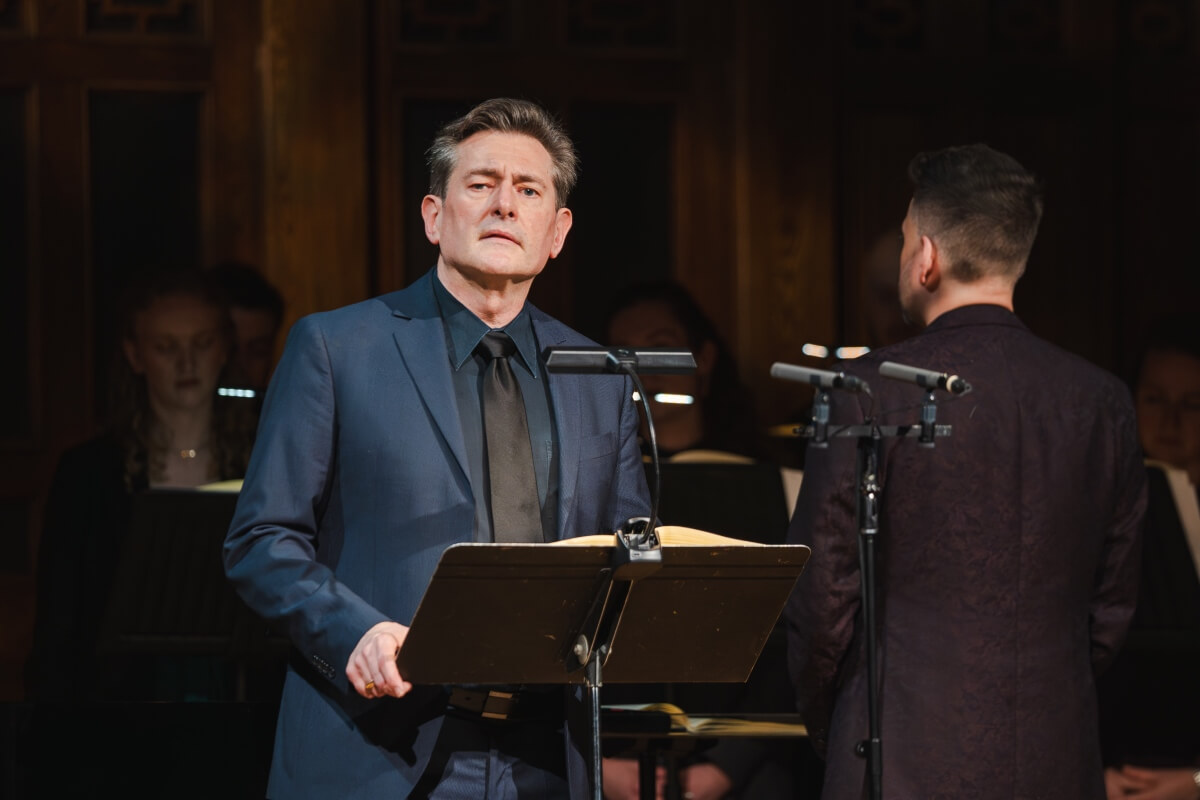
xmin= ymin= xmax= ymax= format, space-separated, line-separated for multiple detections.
xmin=854 ymin=425 xmax=883 ymax=800
xmin=789 ymin=384 xmax=951 ymax=800
xmin=545 ymin=345 xmax=696 ymax=800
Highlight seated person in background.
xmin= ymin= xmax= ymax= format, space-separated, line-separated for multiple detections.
xmin=1102 ymin=312 xmax=1200 ymax=800
xmin=26 ymin=269 xmax=256 ymax=701
xmin=1136 ymin=314 xmax=1200 ymax=484
xmin=208 ymin=260 xmax=285 ymax=392
xmin=600 ymin=281 xmax=806 ymax=800
xmin=603 ymin=280 xmax=766 ymax=460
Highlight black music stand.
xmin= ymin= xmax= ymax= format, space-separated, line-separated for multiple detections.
xmin=98 ymin=488 xmax=286 ymax=700
xmin=652 ymin=460 xmax=790 ymax=544
xmin=395 ymin=530 xmax=810 ymax=800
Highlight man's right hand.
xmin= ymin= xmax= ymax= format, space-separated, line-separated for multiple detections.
xmin=346 ymin=621 xmax=412 ymax=699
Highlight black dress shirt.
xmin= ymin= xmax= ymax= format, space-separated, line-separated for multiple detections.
xmin=432 ymin=273 xmax=559 ymax=542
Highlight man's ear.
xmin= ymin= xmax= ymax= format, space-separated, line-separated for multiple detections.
xmin=919 ymin=235 xmax=941 ymax=292
xmin=548 ymin=207 xmax=573 ymax=259
xmin=421 ymin=195 xmax=442 ymax=246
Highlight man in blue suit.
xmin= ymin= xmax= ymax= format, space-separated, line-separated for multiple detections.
xmin=224 ymin=98 xmax=650 ymax=799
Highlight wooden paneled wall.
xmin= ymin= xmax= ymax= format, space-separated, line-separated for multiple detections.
xmin=0 ymin=0 xmax=265 ymax=699
xmin=1 ymin=0 xmax=1197 ymax=699
xmin=262 ymin=0 xmax=369 ymax=330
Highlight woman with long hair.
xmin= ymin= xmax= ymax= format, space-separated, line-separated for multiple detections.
xmin=27 ymin=268 xmax=255 ymax=701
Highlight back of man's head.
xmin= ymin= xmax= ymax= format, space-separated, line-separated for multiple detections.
xmin=908 ymin=143 xmax=1043 ymax=284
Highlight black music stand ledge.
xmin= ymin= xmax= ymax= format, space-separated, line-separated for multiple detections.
xmin=395 ymin=527 xmax=811 ymax=800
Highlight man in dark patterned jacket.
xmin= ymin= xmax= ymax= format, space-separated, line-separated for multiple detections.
xmin=787 ymin=143 xmax=1146 ymax=799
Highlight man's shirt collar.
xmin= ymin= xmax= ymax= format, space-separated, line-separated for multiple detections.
xmin=432 ymin=271 xmax=540 ymax=378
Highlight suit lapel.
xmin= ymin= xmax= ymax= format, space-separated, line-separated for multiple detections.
xmin=387 ymin=275 xmax=470 ymax=483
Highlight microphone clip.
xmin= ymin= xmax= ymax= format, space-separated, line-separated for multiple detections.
xmin=810 ymin=390 xmax=831 ymax=449
xmin=919 ymin=391 xmax=938 ymax=447
xmin=615 ymin=517 xmax=662 ymax=577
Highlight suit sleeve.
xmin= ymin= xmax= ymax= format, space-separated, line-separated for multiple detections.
xmin=223 ymin=316 xmax=387 ymax=692
xmin=784 ymin=388 xmax=866 ymax=756
xmin=1088 ymin=386 xmax=1147 ymax=674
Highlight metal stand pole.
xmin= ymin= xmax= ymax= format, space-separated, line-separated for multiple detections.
xmin=797 ymin=402 xmax=949 ymax=800
xmin=855 ymin=430 xmax=883 ymax=800
xmin=584 ymin=640 xmax=607 ymax=800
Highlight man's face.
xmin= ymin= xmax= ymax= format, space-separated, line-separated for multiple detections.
xmin=1137 ymin=349 xmax=1200 ymax=471
xmin=897 ymin=201 xmax=924 ymax=325
xmin=422 ymin=131 xmax=572 ymax=289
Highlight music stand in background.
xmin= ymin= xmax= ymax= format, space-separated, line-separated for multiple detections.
xmin=395 ymin=530 xmax=810 ymax=800
xmin=622 ymin=460 xmax=796 ymax=792
xmin=652 ymin=460 xmax=790 ymax=544
xmin=98 ymin=488 xmax=286 ymax=700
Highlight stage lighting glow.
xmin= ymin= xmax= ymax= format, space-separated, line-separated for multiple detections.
xmin=652 ymin=393 xmax=694 ymax=405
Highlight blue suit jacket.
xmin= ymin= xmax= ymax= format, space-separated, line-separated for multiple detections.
xmin=224 ymin=271 xmax=650 ymax=798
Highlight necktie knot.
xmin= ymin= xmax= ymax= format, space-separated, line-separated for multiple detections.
xmin=477 ymin=330 xmax=517 ymax=361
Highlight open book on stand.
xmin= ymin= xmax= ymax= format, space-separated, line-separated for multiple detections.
xmin=604 ymin=702 xmax=808 ymax=737
xmin=551 ymin=526 xmax=778 ymax=548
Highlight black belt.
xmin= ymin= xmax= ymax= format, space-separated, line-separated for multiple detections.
xmin=446 ymin=687 xmax=564 ymax=722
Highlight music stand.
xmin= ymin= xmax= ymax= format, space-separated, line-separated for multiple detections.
xmin=395 ymin=529 xmax=810 ymax=800
xmin=652 ymin=460 xmax=790 ymax=544
xmin=98 ymin=488 xmax=286 ymax=699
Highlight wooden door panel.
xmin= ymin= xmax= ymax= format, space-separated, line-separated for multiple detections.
xmin=0 ymin=0 xmax=263 ymax=701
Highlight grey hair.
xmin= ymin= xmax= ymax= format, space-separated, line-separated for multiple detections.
xmin=427 ymin=98 xmax=579 ymax=209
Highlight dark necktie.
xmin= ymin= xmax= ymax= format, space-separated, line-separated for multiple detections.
xmin=476 ymin=331 xmax=542 ymax=543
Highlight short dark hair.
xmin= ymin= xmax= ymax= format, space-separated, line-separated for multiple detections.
xmin=908 ymin=143 xmax=1043 ymax=282
xmin=208 ymin=260 xmax=285 ymax=330
xmin=427 ymin=98 xmax=579 ymax=208
xmin=1133 ymin=312 xmax=1200 ymax=386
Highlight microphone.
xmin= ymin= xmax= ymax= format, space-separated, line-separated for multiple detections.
xmin=878 ymin=361 xmax=971 ymax=394
xmin=544 ymin=347 xmax=696 ymax=375
xmin=770 ymin=362 xmax=870 ymax=393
